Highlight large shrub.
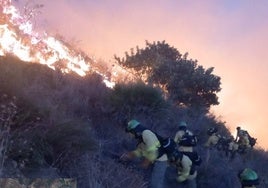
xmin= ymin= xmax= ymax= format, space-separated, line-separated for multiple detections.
xmin=108 ymin=81 xmax=170 ymax=124
xmin=114 ymin=41 xmax=221 ymax=110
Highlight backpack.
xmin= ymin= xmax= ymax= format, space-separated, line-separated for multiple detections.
xmin=243 ymin=131 xmax=257 ymax=147
xmin=216 ymin=136 xmax=230 ymax=151
xmin=155 ymin=134 xmax=177 ymax=157
xmin=248 ymin=135 xmax=257 ymax=147
xmin=182 ymin=151 xmax=202 ymax=166
xmin=179 ymin=131 xmax=198 ymax=147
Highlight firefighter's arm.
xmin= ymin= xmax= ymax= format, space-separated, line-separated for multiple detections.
xmin=174 ymin=131 xmax=184 ymax=144
xmin=235 ymin=132 xmax=239 ymax=142
xmin=120 ymin=145 xmax=143 ymax=161
xmin=120 ymin=151 xmax=138 ymax=161
xmin=174 ymin=132 xmax=180 ymax=143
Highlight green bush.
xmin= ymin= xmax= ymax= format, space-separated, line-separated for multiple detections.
xmin=109 ymin=81 xmax=169 ymax=119
xmin=112 ymin=82 xmax=163 ymax=105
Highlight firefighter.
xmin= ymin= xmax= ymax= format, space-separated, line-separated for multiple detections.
xmin=204 ymin=127 xmax=220 ymax=148
xmin=120 ymin=119 xmax=168 ymax=188
xmin=174 ymin=121 xmax=197 ymax=152
xmin=226 ymin=136 xmax=239 ymax=159
xmin=166 ymin=149 xmax=197 ymax=188
xmin=235 ymin=127 xmax=251 ymax=153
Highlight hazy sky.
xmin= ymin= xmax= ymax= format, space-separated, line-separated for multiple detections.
xmin=15 ymin=0 xmax=268 ymax=149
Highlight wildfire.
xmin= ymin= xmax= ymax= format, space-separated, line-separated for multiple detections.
xmin=0 ymin=0 xmax=115 ymax=87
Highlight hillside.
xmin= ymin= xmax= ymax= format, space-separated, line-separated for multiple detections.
xmin=0 ymin=55 xmax=267 ymax=188
xmin=1 ymin=1 xmax=268 ymax=187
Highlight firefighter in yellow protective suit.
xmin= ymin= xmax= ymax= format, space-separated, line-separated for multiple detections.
xmin=174 ymin=121 xmax=195 ymax=152
xmin=204 ymin=127 xmax=220 ymax=148
xmin=235 ymin=127 xmax=251 ymax=153
xmin=226 ymin=136 xmax=239 ymax=159
xmin=120 ymin=119 xmax=168 ymax=188
xmin=166 ymin=149 xmax=197 ymax=188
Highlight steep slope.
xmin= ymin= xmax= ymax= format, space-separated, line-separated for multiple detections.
xmin=1 ymin=56 xmax=268 ymax=187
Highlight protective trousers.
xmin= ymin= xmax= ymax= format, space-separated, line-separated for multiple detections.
xmin=150 ymin=160 xmax=167 ymax=188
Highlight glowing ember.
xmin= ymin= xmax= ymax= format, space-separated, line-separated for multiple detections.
xmin=0 ymin=0 xmax=115 ymax=87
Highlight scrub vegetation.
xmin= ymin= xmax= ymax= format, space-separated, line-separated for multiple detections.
xmin=0 ymin=41 xmax=267 ymax=187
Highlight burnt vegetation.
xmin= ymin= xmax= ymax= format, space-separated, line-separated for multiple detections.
xmin=0 ymin=41 xmax=268 ymax=188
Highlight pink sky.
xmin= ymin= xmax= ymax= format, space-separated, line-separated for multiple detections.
xmin=15 ymin=0 xmax=268 ymax=150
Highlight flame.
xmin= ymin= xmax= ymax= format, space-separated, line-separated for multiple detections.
xmin=0 ymin=0 xmax=115 ymax=87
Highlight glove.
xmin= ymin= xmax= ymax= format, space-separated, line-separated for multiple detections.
xmin=176 ymin=175 xmax=187 ymax=183
xmin=120 ymin=152 xmax=136 ymax=161
xmin=140 ymin=158 xmax=152 ymax=169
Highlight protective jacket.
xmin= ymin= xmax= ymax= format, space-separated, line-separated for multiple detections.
xmin=228 ymin=141 xmax=239 ymax=151
xmin=174 ymin=129 xmax=194 ymax=152
xmin=204 ymin=133 xmax=220 ymax=147
xmin=132 ymin=130 xmax=167 ymax=162
xmin=236 ymin=130 xmax=250 ymax=147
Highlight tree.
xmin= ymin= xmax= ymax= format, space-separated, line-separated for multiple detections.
xmin=114 ymin=40 xmax=221 ymax=109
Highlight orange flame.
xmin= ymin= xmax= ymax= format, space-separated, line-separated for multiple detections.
xmin=0 ymin=0 xmax=115 ymax=87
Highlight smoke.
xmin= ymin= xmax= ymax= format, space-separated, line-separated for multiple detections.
xmin=12 ymin=0 xmax=268 ymax=149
